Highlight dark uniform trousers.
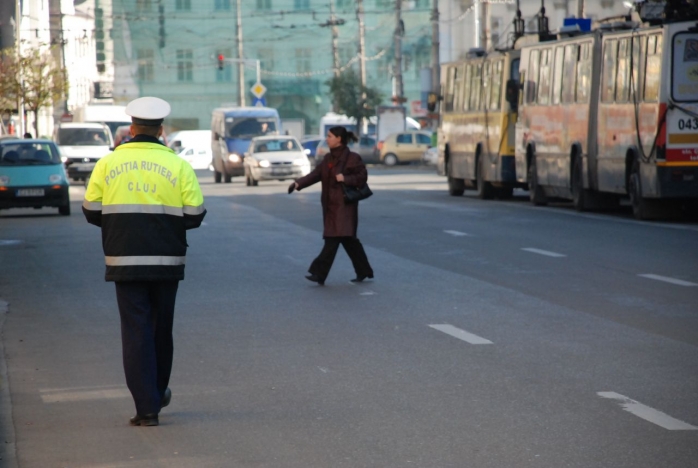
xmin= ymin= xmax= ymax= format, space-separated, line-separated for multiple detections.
xmin=309 ymin=237 xmax=373 ymax=280
xmin=115 ymin=281 xmax=179 ymax=416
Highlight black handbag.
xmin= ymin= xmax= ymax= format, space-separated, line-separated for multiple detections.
xmin=338 ymin=154 xmax=372 ymax=203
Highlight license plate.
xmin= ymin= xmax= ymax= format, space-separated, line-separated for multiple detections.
xmin=72 ymin=163 xmax=94 ymax=171
xmin=16 ymin=189 xmax=45 ymax=197
xmin=272 ymin=168 xmax=291 ymax=175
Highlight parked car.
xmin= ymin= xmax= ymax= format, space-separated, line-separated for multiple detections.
xmin=0 ymin=139 xmax=71 ymax=215
xmin=53 ymin=122 xmax=113 ymax=182
xmin=243 ymin=136 xmax=311 ymax=186
xmin=315 ymin=135 xmax=378 ymax=163
xmin=177 ymin=146 xmax=213 ymax=170
xmin=422 ymin=146 xmax=438 ymax=166
xmin=301 ymin=137 xmax=322 ymax=158
xmin=379 ymin=131 xmax=432 ymax=165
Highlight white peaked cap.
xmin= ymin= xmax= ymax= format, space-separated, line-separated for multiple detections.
xmin=125 ymin=97 xmax=171 ymax=122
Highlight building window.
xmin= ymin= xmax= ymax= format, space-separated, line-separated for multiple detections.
xmin=215 ymin=48 xmax=232 ymax=82
xmin=137 ymin=49 xmax=154 ymax=82
xmin=256 ymin=0 xmax=271 ymax=9
xmin=177 ymin=49 xmax=193 ymax=82
xmin=176 ymin=0 xmax=191 ymax=11
xmin=296 ymin=48 xmax=311 ymax=73
xmin=215 ymin=0 xmax=231 ymax=10
xmin=258 ymin=48 xmax=275 ymax=70
xmin=294 ymin=0 xmax=309 ymax=10
xmin=136 ymin=0 xmax=152 ymax=11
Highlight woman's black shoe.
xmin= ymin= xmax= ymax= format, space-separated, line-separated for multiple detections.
xmin=350 ymin=274 xmax=374 ymax=283
xmin=305 ymin=274 xmax=325 ymax=286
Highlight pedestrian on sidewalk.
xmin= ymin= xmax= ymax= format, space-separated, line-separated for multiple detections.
xmin=289 ymin=126 xmax=374 ymax=285
xmin=82 ymin=97 xmax=206 ymax=427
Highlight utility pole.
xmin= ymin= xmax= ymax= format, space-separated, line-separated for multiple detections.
xmin=394 ymin=0 xmax=404 ymax=103
xmin=236 ymin=0 xmax=245 ymax=107
xmin=430 ymin=0 xmax=439 ymax=98
xmin=322 ymin=0 xmax=342 ymax=78
xmin=577 ymin=0 xmax=585 ymax=18
xmin=480 ymin=0 xmax=490 ymax=51
xmin=474 ymin=0 xmax=481 ymax=48
xmin=357 ymin=0 xmax=367 ymax=91
xmin=15 ymin=0 xmax=24 ymax=136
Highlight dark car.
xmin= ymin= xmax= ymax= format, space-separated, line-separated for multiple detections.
xmin=301 ymin=138 xmax=322 ymax=158
xmin=315 ymin=135 xmax=378 ymax=163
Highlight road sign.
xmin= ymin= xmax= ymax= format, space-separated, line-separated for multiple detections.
xmin=251 ymin=82 xmax=267 ymax=98
xmin=252 ymin=97 xmax=267 ymax=107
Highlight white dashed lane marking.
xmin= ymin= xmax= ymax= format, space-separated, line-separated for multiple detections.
xmin=598 ymin=392 xmax=698 ymax=430
xmin=444 ymin=230 xmax=471 ymax=237
xmin=638 ymin=274 xmax=697 ymax=287
xmin=521 ymin=248 xmax=567 ymax=258
xmin=428 ymin=324 xmax=493 ymax=345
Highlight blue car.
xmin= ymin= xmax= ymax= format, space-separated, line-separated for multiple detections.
xmin=0 ymin=139 xmax=71 ymax=216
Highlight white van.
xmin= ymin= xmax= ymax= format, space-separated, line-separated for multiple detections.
xmin=168 ymin=130 xmax=212 ymax=170
xmin=53 ymin=122 xmax=113 ymax=182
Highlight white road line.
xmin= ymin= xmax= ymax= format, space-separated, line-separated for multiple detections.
xmin=428 ymin=324 xmax=493 ymax=345
xmin=597 ymin=392 xmax=698 ymax=430
xmin=638 ymin=274 xmax=698 ymax=287
xmin=521 ymin=247 xmax=567 ymax=258
xmin=40 ymin=388 xmax=131 ymax=404
xmin=444 ymin=230 xmax=471 ymax=237
xmin=359 ymin=291 xmax=375 ymax=296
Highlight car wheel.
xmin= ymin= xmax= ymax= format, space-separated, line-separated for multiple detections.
xmin=59 ymin=202 xmax=71 ymax=216
xmin=383 ymin=153 xmax=398 ymax=166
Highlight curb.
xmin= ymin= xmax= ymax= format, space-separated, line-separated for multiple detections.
xmin=0 ymin=299 xmax=18 ymax=468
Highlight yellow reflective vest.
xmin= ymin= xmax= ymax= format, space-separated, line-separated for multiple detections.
xmin=83 ymin=136 xmax=206 ymax=281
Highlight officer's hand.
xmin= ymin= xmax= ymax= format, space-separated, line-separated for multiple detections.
xmin=288 ymin=182 xmax=297 ymax=194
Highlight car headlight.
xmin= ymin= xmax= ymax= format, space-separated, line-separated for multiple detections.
xmin=0 ymin=176 xmax=9 ymax=186
xmin=259 ymin=159 xmax=270 ymax=168
xmin=61 ymin=156 xmax=68 ymax=163
xmin=49 ymin=174 xmax=64 ymax=183
xmin=293 ymin=158 xmax=307 ymax=166
xmin=228 ymin=153 xmax=241 ymax=163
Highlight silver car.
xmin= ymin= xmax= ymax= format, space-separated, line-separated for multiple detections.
xmin=243 ymin=136 xmax=311 ymax=186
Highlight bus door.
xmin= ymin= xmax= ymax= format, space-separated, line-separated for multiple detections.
xmin=666 ymin=28 xmax=698 ymax=166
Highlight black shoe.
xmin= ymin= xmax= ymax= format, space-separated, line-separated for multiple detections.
xmin=305 ymin=274 xmax=325 ymax=286
xmin=161 ymin=387 xmax=171 ymax=409
xmin=129 ymin=413 xmax=159 ymax=426
xmin=350 ymin=274 xmax=374 ymax=283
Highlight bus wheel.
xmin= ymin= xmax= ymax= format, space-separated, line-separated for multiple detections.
xmin=528 ymin=156 xmax=547 ymax=206
xmin=629 ymin=161 xmax=663 ymax=220
xmin=476 ymin=157 xmax=494 ymax=200
xmin=214 ymin=170 xmax=222 ymax=183
xmin=572 ymin=156 xmax=589 ymax=211
xmin=447 ymin=158 xmax=465 ymax=196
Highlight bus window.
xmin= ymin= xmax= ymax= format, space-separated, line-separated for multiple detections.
xmin=615 ymin=38 xmax=630 ymax=103
xmin=453 ymin=65 xmax=464 ymax=112
xmin=576 ymin=42 xmax=592 ymax=103
xmin=630 ymin=36 xmax=643 ymax=100
xmin=527 ymin=50 xmax=540 ymax=104
xmin=602 ymin=40 xmax=618 ymax=102
xmin=444 ymin=66 xmax=456 ymax=112
xmin=469 ymin=63 xmax=482 ymax=110
xmin=644 ymin=35 xmax=661 ymax=102
xmin=482 ymin=61 xmax=492 ymax=110
xmin=510 ymin=58 xmax=520 ymax=82
xmin=562 ymin=44 xmax=578 ymax=103
xmin=463 ymin=65 xmax=473 ymax=111
xmin=552 ymin=46 xmax=564 ymax=105
xmin=537 ymin=49 xmax=552 ymax=105
xmin=490 ymin=60 xmax=503 ymax=111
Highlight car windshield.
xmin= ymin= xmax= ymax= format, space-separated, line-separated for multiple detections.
xmin=254 ymin=139 xmax=300 ymax=152
xmin=225 ymin=117 xmax=277 ymax=138
xmin=0 ymin=142 xmax=61 ymax=166
xmin=57 ymin=128 xmax=110 ymax=146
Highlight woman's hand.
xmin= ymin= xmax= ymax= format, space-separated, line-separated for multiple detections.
xmin=336 ymin=173 xmax=345 ymax=183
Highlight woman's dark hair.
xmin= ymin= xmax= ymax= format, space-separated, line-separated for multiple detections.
xmin=329 ymin=126 xmax=359 ymax=145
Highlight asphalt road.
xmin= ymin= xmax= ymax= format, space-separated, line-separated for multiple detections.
xmin=0 ymin=166 xmax=696 ymax=467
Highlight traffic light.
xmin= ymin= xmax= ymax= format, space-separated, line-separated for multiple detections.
xmin=217 ymin=54 xmax=224 ymax=71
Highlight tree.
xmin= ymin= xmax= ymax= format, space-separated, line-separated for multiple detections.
xmin=327 ymin=69 xmax=383 ymax=137
xmin=0 ymin=47 xmax=67 ymax=135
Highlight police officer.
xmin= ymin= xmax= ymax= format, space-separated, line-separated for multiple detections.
xmin=83 ymin=97 xmax=206 ymax=427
